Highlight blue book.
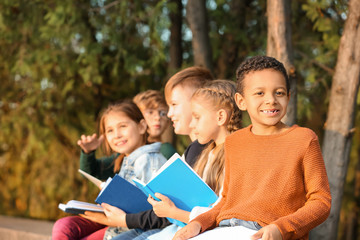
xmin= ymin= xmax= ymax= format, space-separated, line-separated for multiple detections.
xmin=95 ymin=174 xmax=152 ymax=214
xmin=132 ymin=153 xmax=218 ymax=227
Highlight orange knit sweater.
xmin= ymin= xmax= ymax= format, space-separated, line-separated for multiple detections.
xmin=193 ymin=125 xmax=331 ymax=240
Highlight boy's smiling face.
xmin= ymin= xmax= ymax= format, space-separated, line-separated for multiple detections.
xmin=235 ymin=69 xmax=290 ymax=135
xmin=167 ymin=85 xmax=194 ymax=136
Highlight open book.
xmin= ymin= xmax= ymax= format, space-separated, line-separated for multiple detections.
xmin=95 ymin=174 xmax=152 ymax=213
xmin=132 ymin=153 xmax=218 ymax=227
xmin=58 ymin=200 xmax=104 ymax=215
xmin=59 ymin=171 xmax=152 ymax=215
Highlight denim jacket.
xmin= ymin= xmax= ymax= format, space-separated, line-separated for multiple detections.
xmin=118 ymin=142 xmax=167 ymax=184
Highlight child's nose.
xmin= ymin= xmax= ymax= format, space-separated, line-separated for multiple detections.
xmin=154 ymin=111 xmax=161 ymax=120
xmin=265 ymin=94 xmax=276 ymax=104
xmin=167 ymin=108 xmax=173 ymax=118
xmin=115 ymin=129 xmax=122 ymax=138
xmin=189 ymin=119 xmax=195 ymax=129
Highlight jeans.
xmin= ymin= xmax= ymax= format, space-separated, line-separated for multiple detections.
xmin=111 ymin=228 xmax=161 ymax=240
xmin=219 ymin=218 xmax=262 ymax=231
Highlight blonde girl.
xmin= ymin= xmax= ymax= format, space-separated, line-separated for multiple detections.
xmin=141 ymin=80 xmax=242 ymax=240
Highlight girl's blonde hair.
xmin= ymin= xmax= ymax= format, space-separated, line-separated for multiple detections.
xmin=191 ymin=80 xmax=242 ymax=194
xmin=98 ymin=99 xmax=148 ymax=173
xmin=164 ymin=66 xmax=214 ymax=104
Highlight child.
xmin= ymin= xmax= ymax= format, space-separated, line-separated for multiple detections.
xmin=133 ymin=90 xmax=177 ymax=159
xmin=79 ymin=90 xmax=175 ymax=180
xmin=52 ymin=100 xmax=167 ymax=240
xmin=102 ymin=90 xmax=177 ymax=238
xmin=173 ymin=56 xmax=332 ymax=240
xmin=88 ymin=66 xmax=214 ymax=240
xmin=143 ymin=79 xmax=242 ymax=239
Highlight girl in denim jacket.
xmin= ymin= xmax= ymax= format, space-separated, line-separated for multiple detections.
xmin=52 ymin=100 xmax=167 ymax=240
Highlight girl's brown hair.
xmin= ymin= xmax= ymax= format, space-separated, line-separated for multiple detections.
xmin=191 ymin=80 xmax=242 ymax=194
xmin=98 ymin=99 xmax=148 ymax=173
xmin=133 ymin=90 xmax=168 ymax=112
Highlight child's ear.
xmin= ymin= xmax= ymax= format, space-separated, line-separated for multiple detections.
xmin=138 ymin=119 xmax=147 ymax=135
xmin=235 ymin=93 xmax=246 ymax=111
xmin=216 ymin=109 xmax=228 ymax=126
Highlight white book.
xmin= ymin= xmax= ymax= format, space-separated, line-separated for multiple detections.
xmin=191 ymin=226 xmax=260 ymax=240
xmin=58 ymin=200 xmax=103 ymax=215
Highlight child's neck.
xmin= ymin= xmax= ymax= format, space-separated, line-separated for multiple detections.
xmin=148 ymin=135 xmax=161 ymax=143
xmin=251 ymin=122 xmax=289 ymax=136
xmin=214 ymin=127 xmax=230 ymax=146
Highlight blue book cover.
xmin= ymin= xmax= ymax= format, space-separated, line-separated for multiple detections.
xmin=132 ymin=153 xmax=218 ymax=227
xmin=95 ymin=174 xmax=152 ymax=214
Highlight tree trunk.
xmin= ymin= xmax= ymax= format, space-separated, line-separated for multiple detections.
xmin=344 ymin=149 xmax=360 ymax=240
xmin=310 ymin=0 xmax=360 ymax=239
xmin=216 ymin=0 xmax=247 ymax=79
xmin=168 ymin=0 xmax=183 ymax=74
xmin=164 ymin=0 xmax=183 ymax=146
xmin=186 ymin=0 xmax=212 ymax=71
xmin=266 ymin=0 xmax=296 ymax=126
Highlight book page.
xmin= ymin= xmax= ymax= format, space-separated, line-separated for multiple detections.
xmin=191 ymin=226 xmax=260 ymax=240
xmin=78 ymin=169 xmax=103 ymax=188
xmin=59 ymin=200 xmax=104 ymax=213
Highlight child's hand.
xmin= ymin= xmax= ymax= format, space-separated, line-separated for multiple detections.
xmin=77 ymin=133 xmax=104 ymax=153
xmin=172 ymin=221 xmax=201 ymax=240
xmin=101 ymin=203 xmax=127 ymax=228
xmin=148 ymin=193 xmax=177 ymax=218
xmin=80 ymin=211 xmax=110 ymax=225
xmin=251 ymin=224 xmax=282 ymax=240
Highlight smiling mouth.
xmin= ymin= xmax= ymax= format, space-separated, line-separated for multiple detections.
xmin=115 ymin=140 xmax=127 ymax=146
xmin=262 ymin=110 xmax=279 ymax=114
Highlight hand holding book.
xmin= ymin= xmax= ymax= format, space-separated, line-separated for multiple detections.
xmin=148 ymin=193 xmax=190 ymax=224
xmin=100 ymin=203 xmax=127 ymax=227
xmin=132 ymin=153 xmax=218 ymax=227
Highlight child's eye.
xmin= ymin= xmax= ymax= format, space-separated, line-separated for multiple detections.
xmin=159 ymin=110 xmax=167 ymax=117
xmin=276 ymin=91 xmax=286 ymax=96
xmin=106 ymin=129 xmax=113 ymax=134
xmin=255 ymin=92 xmax=264 ymax=96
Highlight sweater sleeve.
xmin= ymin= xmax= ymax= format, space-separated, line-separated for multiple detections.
xmin=273 ymin=137 xmax=331 ymax=239
xmin=125 ymin=209 xmax=171 ymax=230
xmin=79 ymin=150 xmax=116 ymax=180
xmin=160 ymin=142 xmax=177 ymax=160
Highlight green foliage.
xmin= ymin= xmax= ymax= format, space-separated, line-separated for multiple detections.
xmin=0 ymin=0 xmax=170 ymax=220
xmin=0 ymin=4 xmax=358 ymax=238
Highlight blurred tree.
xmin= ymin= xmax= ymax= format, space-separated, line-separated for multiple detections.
xmin=0 ymin=3 xmax=358 ymax=239
xmin=267 ymin=0 xmax=296 ymax=126
xmin=0 ymin=0 xmax=169 ymax=220
xmin=186 ymin=0 xmax=213 ymax=71
xmin=310 ymin=0 xmax=360 ymax=239
xmin=168 ymin=0 xmax=183 ymax=74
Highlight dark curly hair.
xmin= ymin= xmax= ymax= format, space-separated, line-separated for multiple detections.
xmin=235 ymin=56 xmax=290 ymax=95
